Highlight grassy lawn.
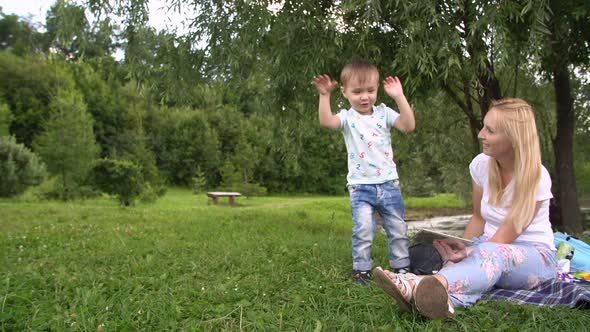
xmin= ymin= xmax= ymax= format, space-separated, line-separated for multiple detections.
xmin=1 ymin=188 xmax=588 ymax=331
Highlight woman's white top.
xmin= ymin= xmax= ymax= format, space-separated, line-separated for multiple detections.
xmin=470 ymin=153 xmax=555 ymax=249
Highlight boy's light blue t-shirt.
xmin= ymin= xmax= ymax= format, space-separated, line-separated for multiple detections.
xmin=336 ymin=103 xmax=400 ymax=185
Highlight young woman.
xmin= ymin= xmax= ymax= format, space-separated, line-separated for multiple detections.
xmin=373 ymin=98 xmax=557 ymax=319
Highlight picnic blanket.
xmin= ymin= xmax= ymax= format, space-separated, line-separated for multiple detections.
xmin=483 ymin=277 xmax=590 ymax=308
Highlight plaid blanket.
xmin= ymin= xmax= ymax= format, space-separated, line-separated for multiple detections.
xmin=483 ymin=278 xmax=590 ymax=308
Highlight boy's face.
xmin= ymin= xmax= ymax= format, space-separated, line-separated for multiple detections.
xmin=341 ymin=73 xmax=379 ymax=115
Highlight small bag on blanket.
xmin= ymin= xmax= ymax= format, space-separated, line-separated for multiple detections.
xmin=409 ymin=243 xmax=443 ymax=275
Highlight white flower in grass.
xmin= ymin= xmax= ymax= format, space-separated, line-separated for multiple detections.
xmin=138 ymin=309 xmax=143 ymax=315
xmin=97 ymin=324 xmax=105 ymax=331
xmin=201 ymin=287 xmax=205 ymax=291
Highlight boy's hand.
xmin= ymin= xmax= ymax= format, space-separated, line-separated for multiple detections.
xmin=313 ymin=74 xmax=338 ymax=96
xmin=383 ymin=76 xmax=404 ymax=99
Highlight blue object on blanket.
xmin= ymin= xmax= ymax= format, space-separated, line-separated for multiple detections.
xmin=554 ymin=232 xmax=590 ymax=272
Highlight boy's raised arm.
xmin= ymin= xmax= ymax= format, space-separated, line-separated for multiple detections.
xmin=313 ymin=74 xmax=341 ymax=129
xmin=383 ymin=76 xmax=415 ymax=133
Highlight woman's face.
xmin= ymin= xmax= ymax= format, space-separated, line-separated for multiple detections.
xmin=478 ymin=108 xmax=514 ymax=159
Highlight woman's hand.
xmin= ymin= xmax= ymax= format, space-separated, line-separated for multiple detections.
xmin=433 ymin=239 xmax=468 ymax=263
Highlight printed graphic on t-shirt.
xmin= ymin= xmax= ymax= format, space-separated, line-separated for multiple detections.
xmin=338 ymin=104 xmax=399 ymax=184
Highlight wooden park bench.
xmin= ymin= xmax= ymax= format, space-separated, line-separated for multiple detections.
xmin=206 ymin=192 xmax=242 ymax=206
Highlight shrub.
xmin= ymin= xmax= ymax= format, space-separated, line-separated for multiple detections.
xmin=0 ymin=136 xmax=47 ymax=197
xmin=89 ymin=158 xmax=143 ymax=206
xmin=191 ymin=168 xmax=207 ymax=194
xmin=37 ymin=181 xmax=100 ymax=201
xmin=139 ymin=183 xmax=159 ymax=203
xmin=238 ymin=182 xmax=268 ymax=197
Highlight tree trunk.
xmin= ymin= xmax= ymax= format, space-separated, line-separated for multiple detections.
xmin=477 ymin=69 xmax=502 ymax=119
xmin=442 ymin=82 xmax=480 ymax=157
xmin=552 ymin=66 xmax=584 ymax=234
xmin=460 ymin=0 xmax=502 ymax=155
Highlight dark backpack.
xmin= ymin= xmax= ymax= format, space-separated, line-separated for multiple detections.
xmin=409 ymin=243 xmax=443 ymax=275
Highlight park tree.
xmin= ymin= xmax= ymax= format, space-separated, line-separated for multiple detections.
xmin=536 ymin=0 xmax=590 ymax=233
xmin=0 ymin=102 xmax=12 ymax=136
xmin=116 ymin=83 xmax=167 ymax=198
xmin=45 ymin=0 xmax=117 ymax=60
xmin=0 ymin=11 xmax=45 ymax=55
xmin=573 ymin=82 xmax=590 ymax=199
xmin=0 ymin=135 xmax=47 ymax=197
xmin=131 ymin=28 xmax=206 ymax=106
xmin=0 ymin=53 xmax=74 ymax=147
xmin=70 ymin=61 xmax=127 ymax=157
xmin=145 ymin=106 xmax=221 ymax=185
xmin=33 ymin=89 xmax=100 ymax=199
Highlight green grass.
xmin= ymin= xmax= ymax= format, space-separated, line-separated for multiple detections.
xmin=405 ymin=193 xmax=465 ymax=209
xmin=1 ymin=189 xmax=588 ymax=331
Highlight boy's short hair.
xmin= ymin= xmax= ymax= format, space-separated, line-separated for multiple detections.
xmin=340 ymin=60 xmax=379 ymax=87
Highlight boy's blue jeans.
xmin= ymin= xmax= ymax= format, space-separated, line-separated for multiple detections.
xmin=347 ymin=180 xmax=410 ymax=271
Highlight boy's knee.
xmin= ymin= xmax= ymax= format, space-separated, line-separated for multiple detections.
xmin=356 ymin=222 xmax=375 ymax=236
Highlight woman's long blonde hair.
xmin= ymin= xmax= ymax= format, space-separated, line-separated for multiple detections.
xmin=487 ymin=98 xmax=541 ymax=233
